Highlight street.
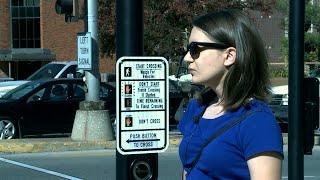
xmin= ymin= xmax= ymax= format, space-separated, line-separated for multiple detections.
xmin=0 ymin=148 xmax=181 ymax=180
xmin=0 ymin=146 xmax=320 ymax=179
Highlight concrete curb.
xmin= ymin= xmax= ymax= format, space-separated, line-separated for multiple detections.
xmin=0 ymin=138 xmax=116 ymax=153
xmin=0 ymin=134 xmax=319 ymax=154
xmin=0 ymin=136 xmax=182 ymax=154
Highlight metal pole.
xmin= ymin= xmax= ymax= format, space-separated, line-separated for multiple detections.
xmin=86 ymin=0 xmax=100 ymax=101
xmin=83 ymin=0 xmax=88 ymax=32
xmin=116 ymin=0 xmax=149 ymax=180
xmin=8 ymin=62 xmax=11 ymax=78
xmin=288 ymin=0 xmax=305 ymax=179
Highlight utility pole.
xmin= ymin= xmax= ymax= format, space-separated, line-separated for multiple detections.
xmin=55 ymin=0 xmax=99 ymax=101
xmin=288 ymin=0 xmax=305 ymax=179
xmin=85 ymin=0 xmax=100 ymax=102
xmin=55 ymin=0 xmax=114 ymax=142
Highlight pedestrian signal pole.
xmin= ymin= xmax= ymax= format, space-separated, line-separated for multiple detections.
xmin=116 ymin=0 xmax=159 ymax=179
xmin=288 ymin=0 xmax=305 ymax=179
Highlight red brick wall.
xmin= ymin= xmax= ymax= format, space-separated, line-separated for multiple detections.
xmin=0 ymin=0 xmax=10 ymax=77
xmin=250 ymin=10 xmax=284 ymax=63
xmin=0 ymin=62 xmax=9 ymax=77
xmin=100 ymin=56 xmax=116 ymax=73
xmin=40 ymin=0 xmax=115 ymax=73
xmin=0 ymin=0 xmax=10 ymax=49
xmin=41 ymin=1 xmax=84 ymax=61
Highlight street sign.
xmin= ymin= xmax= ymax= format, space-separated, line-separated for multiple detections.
xmin=77 ymin=32 xmax=92 ymax=70
xmin=116 ymin=56 xmax=169 ymax=155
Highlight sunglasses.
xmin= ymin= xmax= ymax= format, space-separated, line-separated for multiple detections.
xmin=187 ymin=42 xmax=229 ymax=59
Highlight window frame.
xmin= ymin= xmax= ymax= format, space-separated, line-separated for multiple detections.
xmin=10 ymin=0 xmax=40 ymax=48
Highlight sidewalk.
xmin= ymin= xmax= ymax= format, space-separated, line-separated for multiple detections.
xmin=0 ymin=134 xmax=183 ymax=154
xmin=0 ymin=134 xmax=319 ymax=154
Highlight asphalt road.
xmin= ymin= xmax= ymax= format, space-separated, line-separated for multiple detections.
xmin=1 ymin=146 xmax=320 ymax=180
xmin=0 ymin=149 xmax=181 ymax=180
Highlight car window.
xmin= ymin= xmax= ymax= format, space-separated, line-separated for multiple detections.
xmin=27 ymin=88 xmax=46 ymax=102
xmin=59 ymin=65 xmax=77 ymax=78
xmin=100 ymin=84 xmax=109 ymax=98
xmin=49 ymin=83 xmax=68 ymax=101
xmin=71 ymin=83 xmax=85 ymax=99
xmin=69 ymin=82 xmax=111 ymax=99
xmin=2 ymin=82 xmax=42 ymax=100
xmin=27 ymin=64 xmax=65 ymax=81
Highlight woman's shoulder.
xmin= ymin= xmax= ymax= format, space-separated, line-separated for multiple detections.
xmin=238 ymin=99 xmax=278 ymax=126
xmin=247 ymin=98 xmax=274 ymax=114
xmin=236 ymin=99 xmax=283 ymax=159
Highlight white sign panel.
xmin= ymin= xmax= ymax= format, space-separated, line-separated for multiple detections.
xmin=120 ymin=81 xmax=165 ymax=111
xmin=77 ymin=32 xmax=92 ymax=70
xmin=116 ymin=56 xmax=169 ymax=155
xmin=121 ymin=130 xmax=165 ymax=150
xmin=120 ymin=111 xmax=165 ymax=130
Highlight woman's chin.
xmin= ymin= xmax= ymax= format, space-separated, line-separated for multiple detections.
xmin=191 ymin=78 xmax=206 ymax=86
xmin=191 ymin=77 xmax=200 ymax=84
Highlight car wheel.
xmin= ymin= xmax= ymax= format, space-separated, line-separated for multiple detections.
xmin=0 ymin=118 xmax=18 ymax=139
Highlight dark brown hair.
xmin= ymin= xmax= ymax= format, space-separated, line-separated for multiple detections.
xmin=193 ymin=9 xmax=272 ymax=111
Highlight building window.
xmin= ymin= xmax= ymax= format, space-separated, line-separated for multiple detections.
xmin=11 ymin=0 xmax=40 ymax=48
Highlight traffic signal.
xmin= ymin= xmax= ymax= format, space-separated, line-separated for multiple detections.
xmin=55 ymin=0 xmax=78 ymax=22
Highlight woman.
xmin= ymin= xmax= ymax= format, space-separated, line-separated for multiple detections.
xmin=178 ymin=9 xmax=283 ymax=180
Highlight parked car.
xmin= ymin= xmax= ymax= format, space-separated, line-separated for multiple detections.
xmin=269 ymin=69 xmax=320 ymax=132
xmin=0 ymin=78 xmax=14 ymax=82
xmin=0 ymin=61 xmax=78 ymax=98
xmin=0 ymin=78 xmax=115 ymax=139
xmin=0 ymin=80 xmax=30 ymax=97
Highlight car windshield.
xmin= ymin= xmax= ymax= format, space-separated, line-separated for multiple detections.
xmin=27 ymin=64 xmax=65 ymax=81
xmin=1 ymin=81 xmax=43 ymax=100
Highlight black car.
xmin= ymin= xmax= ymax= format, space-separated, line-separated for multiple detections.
xmin=0 ymin=78 xmax=116 ymax=139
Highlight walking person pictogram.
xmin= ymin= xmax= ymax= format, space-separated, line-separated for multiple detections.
xmin=125 ymin=67 xmax=131 ymax=77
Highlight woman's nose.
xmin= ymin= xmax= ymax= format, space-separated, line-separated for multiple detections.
xmin=183 ymin=52 xmax=193 ymax=63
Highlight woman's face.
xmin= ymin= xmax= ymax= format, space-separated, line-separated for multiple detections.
xmin=184 ymin=27 xmax=229 ymax=88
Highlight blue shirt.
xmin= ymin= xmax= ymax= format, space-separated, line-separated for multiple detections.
xmin=178 ymin=99 xmax=283 ymax=180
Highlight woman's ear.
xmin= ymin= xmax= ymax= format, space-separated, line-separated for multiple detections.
xmin=224 ymin=47 xmax=236 ymax=66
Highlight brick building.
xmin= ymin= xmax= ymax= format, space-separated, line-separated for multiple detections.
xmin=0 ymin=0 xmax=283 ymax=80
xmin=0 ymin=0 xmax=115 ymax=80
xmin=250 ymin=9 xmax=284 ymax=64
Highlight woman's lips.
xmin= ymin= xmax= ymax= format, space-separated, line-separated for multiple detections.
xmin=188 ymin=68 xmax=195 ymax=74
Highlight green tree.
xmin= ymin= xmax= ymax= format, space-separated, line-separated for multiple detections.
xmin=276 ymin=0 xmax=320 ymax=65
xmin=98 ymin=0 xmax=116 ymax=57
xmin=98 ymin=0 xmax=276 ymax=63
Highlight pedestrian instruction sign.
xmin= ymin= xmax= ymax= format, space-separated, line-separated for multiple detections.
xmin=116 ymin=56 xmax=169 ymax=155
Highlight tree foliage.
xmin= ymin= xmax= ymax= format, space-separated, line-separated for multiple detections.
xmin=276 ymin=0 xmax=320 ymax=62
xmin=98 ymin=0 xmax=276 ymax=62
xmin=98 ymin=0 xmax=116 ymax=57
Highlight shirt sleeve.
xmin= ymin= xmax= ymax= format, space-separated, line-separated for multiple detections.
xmin=239 ymin=111 xmax=284 ymax=159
